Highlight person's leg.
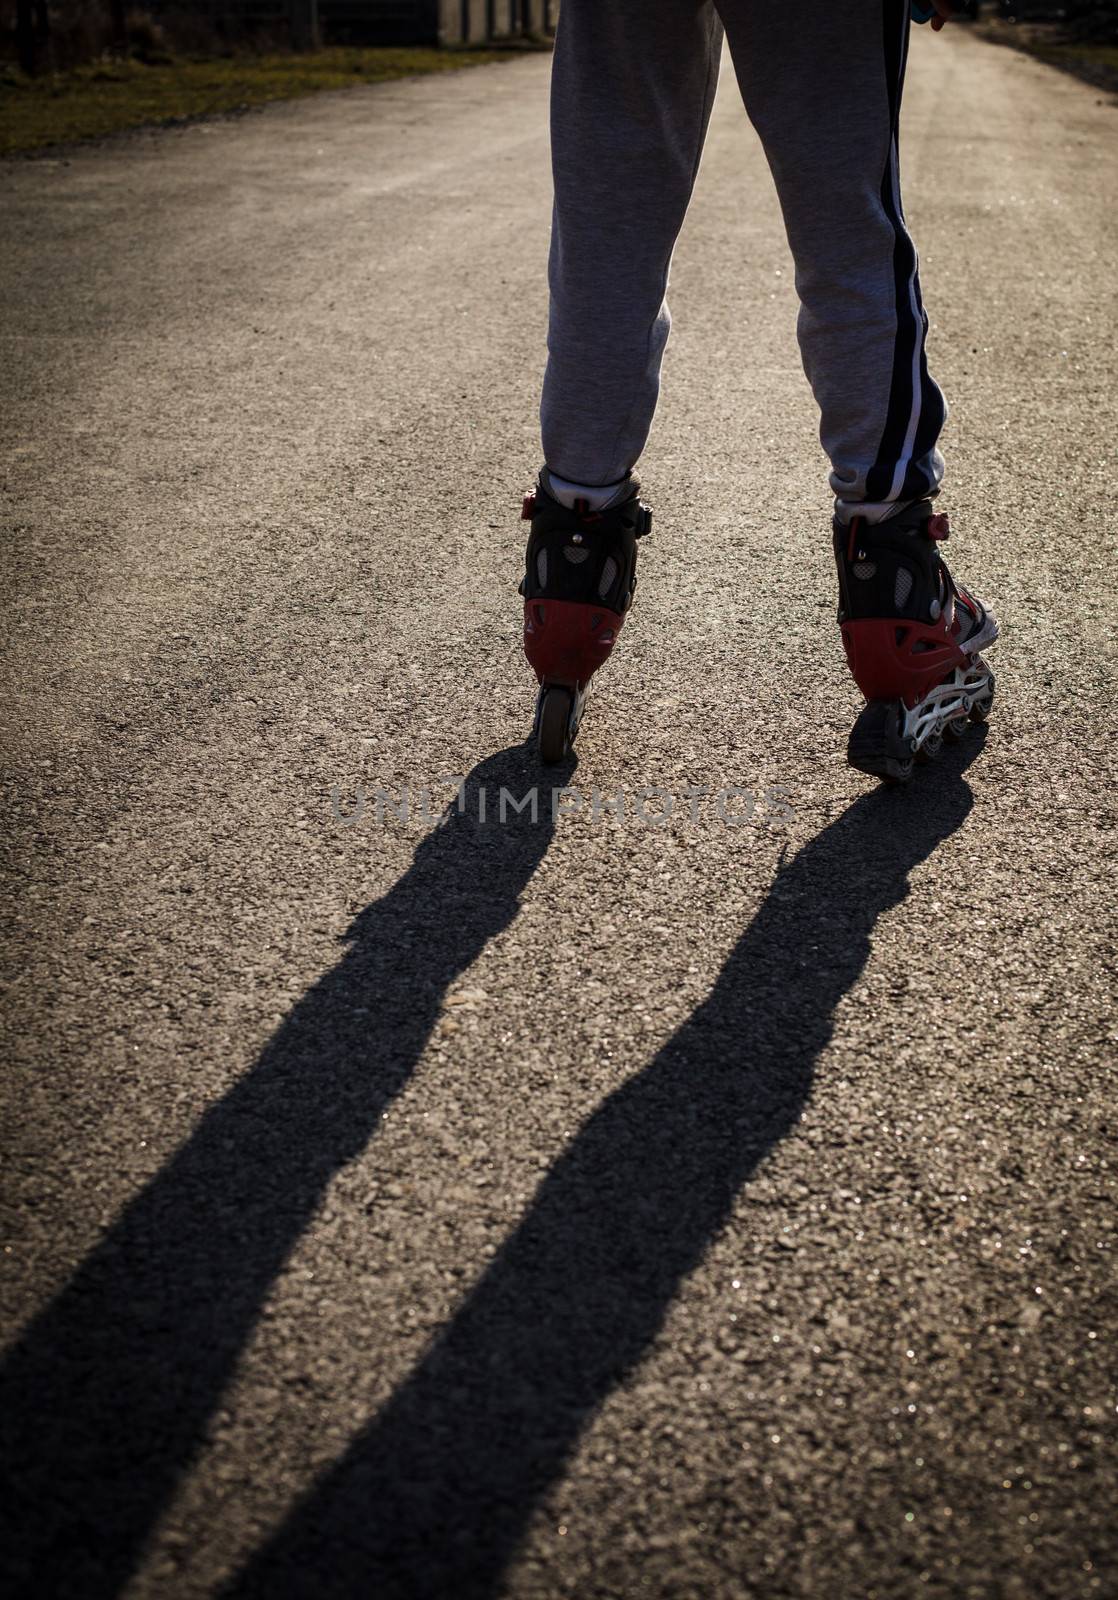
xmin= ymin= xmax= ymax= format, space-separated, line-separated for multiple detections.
xmin=540 ymin=0 xmax=723 ymax=494
xmin=719 ymin=0 xmax=946 ymax=523
xmin=718 ymin=0 xmax=996 ymax=782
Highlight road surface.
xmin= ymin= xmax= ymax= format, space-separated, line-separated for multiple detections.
xmin=2 ymin=26 xmax=1116 ymax=1600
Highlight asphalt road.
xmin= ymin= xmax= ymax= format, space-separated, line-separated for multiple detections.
xmin=2 ymin=26 xmax=1116 ymax=1600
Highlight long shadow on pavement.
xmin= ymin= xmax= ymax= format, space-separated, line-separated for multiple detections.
xmin=0 ymin=744 xmax=563 ymax=1600
xmin=223 ymin=736 xmax=985 ymax=1600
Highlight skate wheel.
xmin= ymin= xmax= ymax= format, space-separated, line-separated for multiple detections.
xmin=943 ymin=716 xmax=969 ymax=742
xmin=879 ymin=756 xmax=914 ymax=785
xmin=970 ymin=671 xmax=995 ymax=723
xmin=915 ymin=731 xmax=943 ymax=765
xmin=536 ymin=685 xmax=573 ymax=765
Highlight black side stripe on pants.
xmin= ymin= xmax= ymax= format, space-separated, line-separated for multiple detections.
xmin=865 ymin=1 xmax=946 ymax=505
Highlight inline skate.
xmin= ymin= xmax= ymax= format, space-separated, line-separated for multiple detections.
xmin=834 ymin=501 xmax=998 ymax=783
xmin=520 ymin=474 xmax=652 ymax=763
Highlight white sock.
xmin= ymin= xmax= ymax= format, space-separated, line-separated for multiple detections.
xmin=543 ymin=469 xmax=634 ymax=512
xmin=835 ymin=497 xmax=918 ymax=526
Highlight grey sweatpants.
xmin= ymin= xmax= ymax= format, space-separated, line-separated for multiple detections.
xmin=539 ymin=0 xmax=947 ymax=521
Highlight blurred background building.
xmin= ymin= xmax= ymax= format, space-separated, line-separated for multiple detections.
xmin=4 ymin=0 xmax=559 ymax=73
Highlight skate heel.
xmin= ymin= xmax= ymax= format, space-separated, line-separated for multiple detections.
xmin=847 ymin=699 xmax=916 ymax=785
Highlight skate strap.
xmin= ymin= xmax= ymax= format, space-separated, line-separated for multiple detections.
xmin=523 ymin=485 xmax=651 ymax=537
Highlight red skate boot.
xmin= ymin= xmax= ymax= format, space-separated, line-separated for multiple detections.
xmin=520 ymin=476 xmax=652 ymax=763
xmin=834 ymin=502 xmax=999 ymax=783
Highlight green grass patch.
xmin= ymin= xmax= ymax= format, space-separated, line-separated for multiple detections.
xmin=0 ymin=47 xmax=517 ymax=157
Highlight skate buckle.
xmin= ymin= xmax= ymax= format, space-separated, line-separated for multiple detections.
xmin=926 ymin=513 xmax=950 ymax=541
xmin=521 ymin=492 xmax=537 ymax=521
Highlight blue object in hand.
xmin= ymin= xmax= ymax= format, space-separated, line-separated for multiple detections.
xmin=911 ymin=1 xmax=937 ymax=21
